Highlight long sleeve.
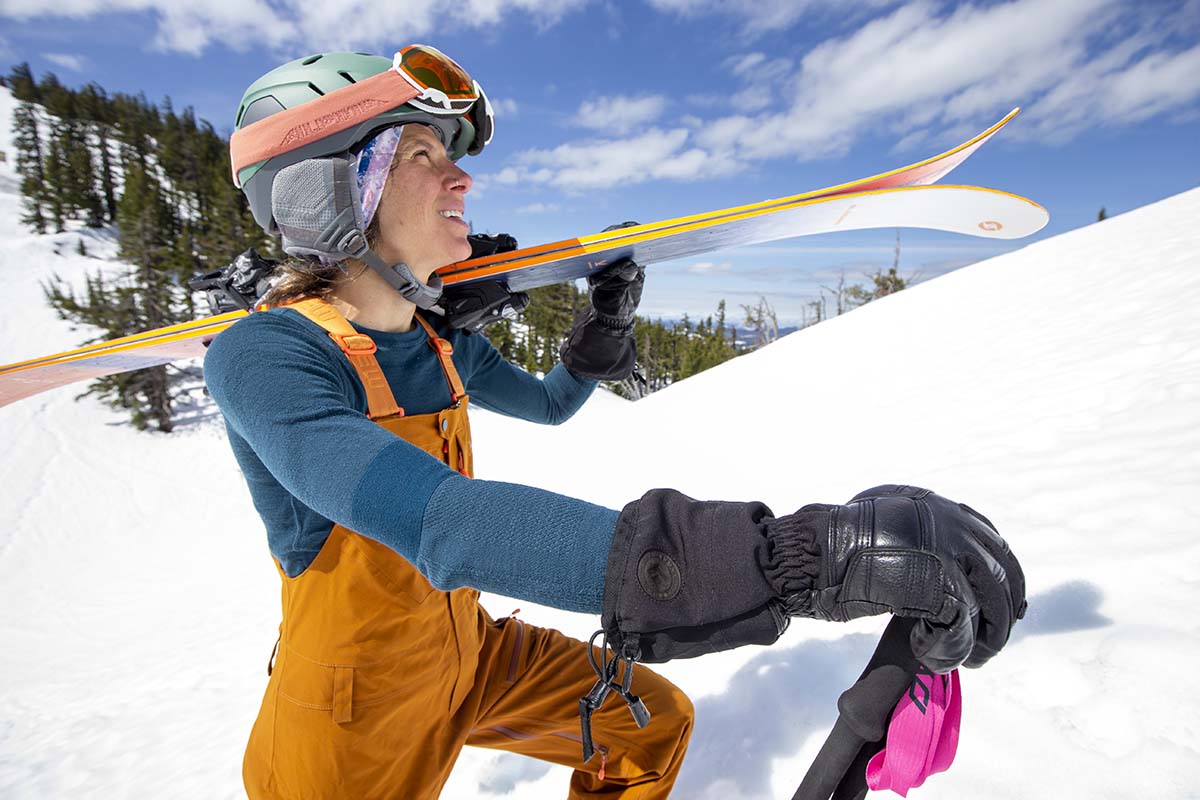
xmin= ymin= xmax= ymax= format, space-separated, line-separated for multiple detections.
xmin=461 ymin=335 xmax=598 ymax=425
xmin=204 ymin=311 xmax=615 ymax=612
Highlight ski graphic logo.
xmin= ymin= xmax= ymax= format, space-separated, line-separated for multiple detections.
xmin=908 ymin=665 xmax=936 ymax=714
xmin=978 ymin=220 xmax=1003 ymax=232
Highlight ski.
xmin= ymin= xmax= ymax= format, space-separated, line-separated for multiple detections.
xmin=443 ymin=108 xmax=1023 ymax=292
xmin=0 ymin=111 xmax=1044 ymax=408
xmin=442 ymin=182 xmax=1043 ymax=292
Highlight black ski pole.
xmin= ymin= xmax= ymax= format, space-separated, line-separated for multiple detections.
xmin=792 ymin=617 xmax=921 ymax=800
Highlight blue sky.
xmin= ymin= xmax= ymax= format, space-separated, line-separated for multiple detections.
xmin=2 ymin=0 xmax=1198 ymax=324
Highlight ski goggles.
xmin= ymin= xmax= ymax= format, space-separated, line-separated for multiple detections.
xmin=231 ymin=44 xmax=493 ymax=187
xmin=392 ymin=44 xmax=494 ymax=157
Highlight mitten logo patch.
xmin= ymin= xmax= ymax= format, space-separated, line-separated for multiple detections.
xmin=638 ymin=550 xmax=682 ymax=601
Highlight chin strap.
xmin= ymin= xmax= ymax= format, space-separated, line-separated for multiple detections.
xmin=333 ymin=227 xmax=445 ymax=313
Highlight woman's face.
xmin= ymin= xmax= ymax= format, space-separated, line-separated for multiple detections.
xmin=371 ymin=124 xmax=473 ymax=281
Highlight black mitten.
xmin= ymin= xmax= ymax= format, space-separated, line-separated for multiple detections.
xmin=601 ymin=489 xmax=788 ymax=663
xmin=441 ymin=233 xmax=529 ymax=334
xmin=466 ymin=232 xmax=518 ymax=259
xmin=560 ymin=248 xmax=645 ymax=381
xmin=771 ymin=485 xmax=1026 ymax=671
xmin=600 ymin=486 xmax=1026 ymax=673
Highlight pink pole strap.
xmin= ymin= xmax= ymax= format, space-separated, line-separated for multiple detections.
xmin=865 ymin=667 xmax=961 ymax=796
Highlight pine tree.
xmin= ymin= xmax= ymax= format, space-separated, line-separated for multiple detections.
xmin=8 ymin=62 xmax=39 ymax=102
xmin=38 ymin=72 xmax=73 ymax=120
xmin=15 ymin=68 xmax=243 ymax=429
xmin=12 ymin=100 xmax=48 ymax=234
xmin=44 ymin=159 xmax=192 ymax=431
xmin=516 ymin=282 xmax=585 ymax=374
xmin=77 ymin=83 xmax=118 ymax=222
xmin=95 ymin=120 xmax=118 ymax=223
xmin=41 ymin=128 xmax=67 ymax=233
xmin=63 ymin=119 xmax=104 ymax=226
xmin=112 ymin=160 xmax=190 ymax=431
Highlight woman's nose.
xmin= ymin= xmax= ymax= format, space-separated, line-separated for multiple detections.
xmin=447 ymin=164 xmax=472 ymax=193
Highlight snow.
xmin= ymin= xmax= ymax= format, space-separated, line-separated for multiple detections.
xmin=3 ymin=82 xmax=1200 ymax=797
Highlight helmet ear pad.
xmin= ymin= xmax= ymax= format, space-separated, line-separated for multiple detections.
xmin=267 ymin=151 xmax=445 ymax=312
xmin=270 ymin=153 xmax=366 ymax=264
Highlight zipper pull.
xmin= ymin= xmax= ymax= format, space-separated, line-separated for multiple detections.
xmin=624 ymin=693 xmax=651 ymax=728
xmin=579 ymin=677 xmax=611 ymax=763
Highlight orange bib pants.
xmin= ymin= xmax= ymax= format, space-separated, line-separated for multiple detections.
xmin=242 ymin=299 xmax=694 ymax=799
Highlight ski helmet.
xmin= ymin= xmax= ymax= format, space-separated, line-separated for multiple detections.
xmin=229 ymin=45 xmax=494 ymax=309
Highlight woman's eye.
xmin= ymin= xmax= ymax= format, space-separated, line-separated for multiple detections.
xmin=413 ymin=149 xmax=430 ymax=159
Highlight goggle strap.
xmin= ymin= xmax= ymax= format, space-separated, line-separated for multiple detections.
xmin=471 ymin=80 xmax=495 ymax=149
xmin=230 ymin=69 xmax=419 ymax=185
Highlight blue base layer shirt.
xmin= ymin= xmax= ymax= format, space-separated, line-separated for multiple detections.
xmin=203 ymin=307 xmax=619 ymax=614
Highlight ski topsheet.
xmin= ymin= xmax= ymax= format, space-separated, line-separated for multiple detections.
xmin=0 ymin=111 xmax=1046 ymax=408
xmin=439 ymin=107 xmax=1023 ymax=290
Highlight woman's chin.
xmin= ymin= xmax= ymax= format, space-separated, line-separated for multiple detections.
xmin=447 ymin=237 xmax=473 ymax=265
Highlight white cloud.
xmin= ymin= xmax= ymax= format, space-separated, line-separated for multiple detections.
xmin=724 ymin=51 xmax=792 ymax=82
xmin=574 ymin=94 xmax=666 ymax=135
xmin=689 ymin=0 xmax=1200 ymax=163
xmin=42 ymin=52 xmax=87 ymax=71
xmin=1025 ymin=39 xmax=1200 ymax=140
xmin=484 ymin=127 xmax=741 ymax=191
xmin=11 ymin=0 xmax=1194 ymax=197
xmin=647 ymin=0 xmax=902 ymax=36
xmin=687 ymin=260 xmax=733 ymax=274
xmin=0 ymin=0 xmax=296 ymax=55
xmin=0 ymin=0 xmax=589 ymax=56
xmin=724 ymin=52 xmax=794 ymax=112
xmin=491 ymin=97 xmax=518 ymax=117
xmin=514 ymin=202 xmax=559 ymax=214
xmin=487 ymin=0 xmax=1200 ymax=194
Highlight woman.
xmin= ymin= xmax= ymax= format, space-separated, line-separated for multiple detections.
xmin=210 ymin=45 xmax=1026 ymax=799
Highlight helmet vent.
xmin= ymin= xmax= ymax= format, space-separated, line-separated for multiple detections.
xmin=307 ymin=82 xmax=325 ymax=96
xmin=301 ymin=54 xmax=323 ymax=65
xmin=338 ymin=70 xmax=357 ymax=84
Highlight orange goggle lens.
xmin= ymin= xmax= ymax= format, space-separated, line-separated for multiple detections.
xmin=394 ymin=44 xmax=477 ymax=108
xmin=390 ymin=44 xmax=494 ymax=155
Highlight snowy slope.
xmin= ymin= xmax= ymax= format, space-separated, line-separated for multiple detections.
xmin=2 ymin=80 xmax=1199 ymax=798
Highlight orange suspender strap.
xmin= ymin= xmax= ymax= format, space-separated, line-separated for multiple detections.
xmin=412 ymin=313 xmax=466 ymax=405
xmin=283 ymin=298 xmax=403 ymax=420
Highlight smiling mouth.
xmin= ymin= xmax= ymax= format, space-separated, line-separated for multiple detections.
xmin=439 ymin=210 xmax=464 ymax=219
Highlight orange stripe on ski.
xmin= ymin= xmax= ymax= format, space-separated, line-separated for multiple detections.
xmin=438 ymin=238 xmax=588 ymax=285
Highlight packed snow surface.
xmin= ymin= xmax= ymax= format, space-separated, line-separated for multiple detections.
xmin=2 ymin=82 xmax=1199 ymax=797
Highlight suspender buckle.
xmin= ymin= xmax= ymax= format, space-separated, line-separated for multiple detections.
xmin=330 ymin=332 xmax=378 ymax=355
